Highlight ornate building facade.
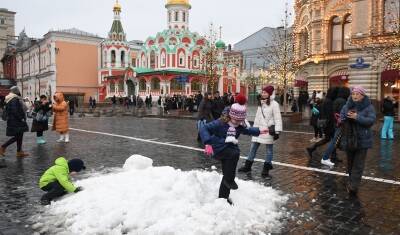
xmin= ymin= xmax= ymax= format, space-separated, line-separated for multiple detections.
xmin=294 ymin=0 xmax=400 ymax=103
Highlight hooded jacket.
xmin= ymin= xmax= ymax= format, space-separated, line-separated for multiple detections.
xmin=4 ymin=93 xmax=29 ymax=136
xmin=39 ymin=157 xmax=77 ymax=193
xmin=340 ymin=95 xmax=376 ymax=149
xmin=52 ymin=92 xmax=69 ymax=133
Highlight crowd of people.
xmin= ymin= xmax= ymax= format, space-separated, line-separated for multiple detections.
xmin=0 ymin=83 xmax=397 ymax=206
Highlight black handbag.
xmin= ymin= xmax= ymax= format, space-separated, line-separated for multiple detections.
xmin=260 ymin=107 xmax=280 ymax=140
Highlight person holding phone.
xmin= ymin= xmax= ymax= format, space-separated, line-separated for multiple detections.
xmin=339 ymin=86 xmax=376 ymax=197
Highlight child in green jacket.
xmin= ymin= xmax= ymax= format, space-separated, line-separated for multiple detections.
xmin=39 ymin=157 xmax=86 ymax=205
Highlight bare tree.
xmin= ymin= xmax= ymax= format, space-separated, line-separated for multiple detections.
xmin=201 ymin=23 xmax=220 ymax=95
xmin=260 ymin=2 xmax=300 ymax=113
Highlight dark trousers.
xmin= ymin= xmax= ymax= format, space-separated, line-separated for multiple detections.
xmin=215 ymin=147 xmax=240 ymax=199
xmin=37 ymin=131 xmax=43 ymax=137
xmin=346 ymin=149 xmax=367 ymax=191
xmin=69 ymin=108 xmax=74 ymax=116
xmin=41 ymin=181 xmax=67 ymax=202
xmin=2 ymin=133 xmax=24 ymax=152
xmin=310 ymin=135 xmax=331 ymax=151
xmin=313 ymin=126 xmax=323 ymax=138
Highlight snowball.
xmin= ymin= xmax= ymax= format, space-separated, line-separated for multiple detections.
xmin=122 ymin=155 xmax=153 ymax=170
xmin=211 ymin=165 xmax=217 ymax=170
xmin=32 ymin=156 xmax=288 ymax=234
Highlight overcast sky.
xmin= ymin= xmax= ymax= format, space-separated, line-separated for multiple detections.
xmin=1 ymin=0 xmax=294 ymax=46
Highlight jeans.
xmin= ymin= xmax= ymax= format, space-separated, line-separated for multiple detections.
xmin=381 ymin=116 xmax=394 ymax=139
xmin=322 ymin=128 xmax=339 ymax=160
xmin=215 ymin=147 xmax=240 ymax=199
xmin=246 ymin=142 xmax=273 ymax=164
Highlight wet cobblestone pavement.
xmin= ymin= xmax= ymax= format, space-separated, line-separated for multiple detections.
xmin=0 ymin=116 xmax=399 ymax=234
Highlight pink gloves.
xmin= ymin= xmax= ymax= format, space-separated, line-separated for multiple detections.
xmin=204 ymin=145 xmax=214 ymax=156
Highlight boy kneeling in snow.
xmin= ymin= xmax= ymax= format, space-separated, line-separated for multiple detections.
xmin=39 ymin=157 xmax=85 ymax=205
xmin=199 ymin=95 xmax=267 ymax=205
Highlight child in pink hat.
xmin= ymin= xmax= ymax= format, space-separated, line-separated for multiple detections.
xmin=199 ymin=95 xmax=268 ymax=204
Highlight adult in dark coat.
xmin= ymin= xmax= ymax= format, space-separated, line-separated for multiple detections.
xmin=0 ymin=86 xmax=29 ymax=158
xmin=306 ymin=87 xmax=338 ymax=164
xmin=196 ymin=93 xmax=214 ymax=141
xmin=31 ymin=95 xmax=52 ymax=144
xmin=212 ymin=91 xmax=225 ymax=119
xmin=340 ymin=86 xmax=376 ymax=196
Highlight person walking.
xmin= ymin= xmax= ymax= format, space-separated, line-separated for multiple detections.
xmin=306 ymin=87 xmax=338 ymax=166
xmin=0 ymin=86 xmax=29 ymax=158
xmin=321 ymin=87 xmax=351 ymax=164
xmin=199 ymin=95 xmax=267 ymax=204
xmin=381 ymin=96 xmax=395 ymax=140
xmin=197 ymin=93 xmax=214 ymax=141
xmin=212 ymin=91 xmax=225 ymax=120
xmin=31 ymin=95 xmax=52 ymax=144
xmin=52 ymin=92 xmax=70 ymax=143
xmin=309 ymin=94 xmax=323 ymax=142
xmin=238 ymin=86 xmax=282 ymax=178
xmin=340 ymin=86 xmax=376 ymax=197
xmin=68 ymin=99 xmax=75 ymax=116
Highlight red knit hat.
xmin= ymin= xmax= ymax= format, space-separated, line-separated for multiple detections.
xmin=229 ymin=95 xmax=247 ymax=122
xmin=262 ymin=85 xmax=274 ymax=97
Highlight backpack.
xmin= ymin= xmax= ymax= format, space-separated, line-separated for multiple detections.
xmin=1 ymin=104 xmax=8 ymax=121
xmin=339 ymin=120 xmax=358 ymax=151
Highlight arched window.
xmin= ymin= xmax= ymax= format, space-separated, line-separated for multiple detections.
xmin=171 ymin=78 xmax=184 ymax=91
xmin=150 ymin=51 xmax=156 ymax=69
xmin=139 ymin=79 xmax=147 ymax=91
xmin=169 ymin=12 xmax=171 ymax=22
xmin=183 ymin=12 xmax=186 ymax=22
xmin=343 ymin=15 xmax=352 ymax=50
xmin=160 ymin=51 xmax=166 ymax=67
xmin=151 ymin=77 xmax=160 ymax=90
xmin=110 ymin=82 xmax=115 ymax=93
xmin=384 ymin=0 xmax=400 ymax=33
xmin=191 ymin=80 xmax=201 ymax=91
xmin=121 ymin=51 xmax=125 ymax=65
xmin=103 ymin=50 xmax=107 ymax=65
xmin=330 ymin=16 xmax=342 ymax=52
xmin=175 ymin=11 xmax=179 ymax=21
xmin=111 ymin=50 xmax=116 ymax=63
xmin=178 ymin=51 xmax=185 ymax=66
xmin=118 ymin=80 xmax=124 ymax=92
xmin=300 ymin=30 xmax=309 ymax=59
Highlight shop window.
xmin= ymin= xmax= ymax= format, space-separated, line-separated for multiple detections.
xmin=110 ymin=82 xmax=115 ymax=92
xmin=118 ymin=80 xmax=124 ymax=92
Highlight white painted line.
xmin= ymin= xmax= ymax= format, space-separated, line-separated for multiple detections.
xmin=164 ymin=141 xmax=179 ymax=144
xmin=282 ymin=130 xmax=314 ymax=135
xmin=142 ymin=117 xmax=167 ymax=121
xmin=146 ymin=138 xmax=159 ymax=141
xmin=68 ymin=127 xmax=400 ymax=186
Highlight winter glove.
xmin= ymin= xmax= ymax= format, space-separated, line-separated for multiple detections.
xmin=74 ymin=186 xmax=83 ymax=193
xmin=204 ymin=145 xmax=214 ymax=156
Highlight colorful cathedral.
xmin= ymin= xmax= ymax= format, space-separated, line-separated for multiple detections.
xmin=98 ymin=0 xmax=244 ymax=101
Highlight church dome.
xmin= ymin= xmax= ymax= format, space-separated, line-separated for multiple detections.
xmin=215 ymin=40 xmax=226 ymax=49
xmin=166 ymin=0 xmax=191 ymax=8
xmin=113 ymin=0 xmax=121 ymax=12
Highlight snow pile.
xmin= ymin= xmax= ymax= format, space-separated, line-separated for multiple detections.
xmin=32 ymin=155 xmax=288 ymax=234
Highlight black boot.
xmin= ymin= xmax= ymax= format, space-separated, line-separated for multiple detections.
xmin=306 ymin=147 xmax=314 ymax=158
xmin=238 ymin=160 xmax=253 ymax=173
xmin=261 ymin=163 xmax=273 ymax=178
xmin=222 ymin=179 xmax=238 ymax=190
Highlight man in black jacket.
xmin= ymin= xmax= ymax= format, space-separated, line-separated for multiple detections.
xmin=0 ymin=86 xmax=29 ymax=158
xmin=212 ymin=91 xmax=225 ymax=119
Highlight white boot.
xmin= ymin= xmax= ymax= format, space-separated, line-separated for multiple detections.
xmin=64 ymin=133 xmax=70 ymax=143
xmin=56 ymin=134 xmax=65 ymax=143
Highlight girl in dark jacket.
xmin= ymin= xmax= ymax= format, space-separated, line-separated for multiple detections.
xmin=340 ymin=86 xmax=376 ymax=197
xmin=199 ymin=95 xmax=267 ymax=204
xmin=31 ymin=95 xmax=52 ymax=144
xmin=0 ymin=86 xmax=29 ymax=158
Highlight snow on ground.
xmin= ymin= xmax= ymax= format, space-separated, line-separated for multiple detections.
xmin=31 ymin=155 xmax=289 ymax=235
